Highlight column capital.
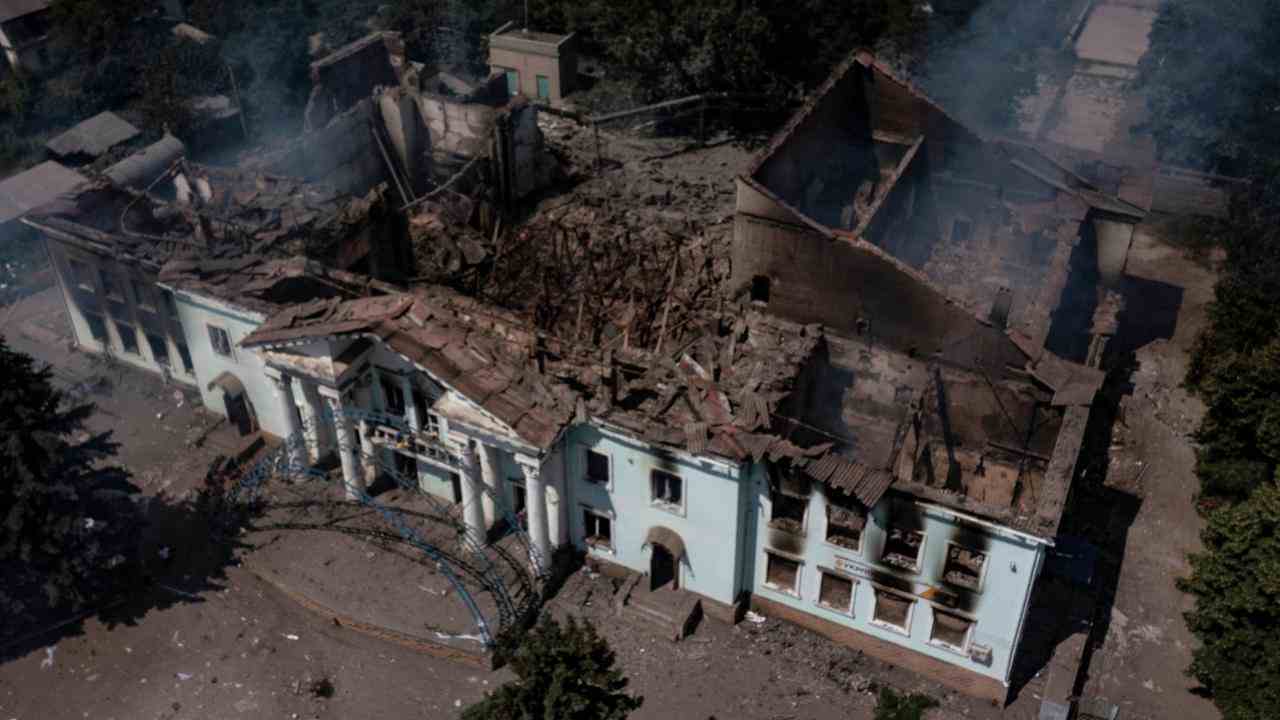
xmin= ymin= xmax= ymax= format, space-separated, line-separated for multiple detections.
xmin=515 ymin=454 xmax=542 ymax=479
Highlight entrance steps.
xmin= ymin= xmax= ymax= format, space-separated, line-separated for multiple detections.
xmin=613 ymin=572 xmax=702 ymax=641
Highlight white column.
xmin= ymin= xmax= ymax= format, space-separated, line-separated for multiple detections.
xmin=479 ymin=443 xmax=500 ymax=528
xmin=459 ymin=440 xmax=486 ymax=547
xmin=298 ymin=381 xmax=324 ymax=463
xmin=325 ymin=394 xmax=363 ymax=501
xmin=518 ymin=455 xmax=550 ymax=573
xmin=401 ymin=375 xmax=421 ymax=432
xmin=272 ymin=374 xmax=305 ymax=472
xmin=546 ymin=449 xmax=567 ymax=547
xmin=359 ymin=418 xmax=377 ymax=486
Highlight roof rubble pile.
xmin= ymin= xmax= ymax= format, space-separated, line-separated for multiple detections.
xmin=23 ymin=165 xmax=384 ymax=272
xmin=159 ymin=255 xmax=397 ymax=315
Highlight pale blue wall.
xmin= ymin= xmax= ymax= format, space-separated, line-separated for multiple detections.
xmin=171 ymin=293 xmax=293 ymax=440
xmin=563 ymin=424 xmax=745 ymax=606
xmin=752 ymin=481 xmax=1046 ymax=683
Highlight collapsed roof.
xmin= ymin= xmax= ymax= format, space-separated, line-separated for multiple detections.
xmin=159 ymin=254 xmax=398 ymax=316
xmin=22 ymin=164 xmax=384 ymax=272
xmin=739 ymin=49 xmax=1146 ymax=358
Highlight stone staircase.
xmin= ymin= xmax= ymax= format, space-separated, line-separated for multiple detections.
xmin=614 ymin=573 xmax=702 ymax=641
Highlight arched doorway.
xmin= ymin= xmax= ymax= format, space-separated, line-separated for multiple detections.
xmin=644 ymin=526 xmax=686 ymax=591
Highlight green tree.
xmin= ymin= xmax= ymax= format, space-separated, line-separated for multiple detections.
xmin=1179 ymin=483 xmax=1280 ymax=719
xmin=1138 ymin=0 xmax=1280 ymax=170
xmin=0 ymin=337 xmax=137 ymax=628
xmin=463 ymin=616 xmax=642 ymax=720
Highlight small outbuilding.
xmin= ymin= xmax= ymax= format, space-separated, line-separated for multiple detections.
xmin=487 ymin=22 xmax=577 ymax=105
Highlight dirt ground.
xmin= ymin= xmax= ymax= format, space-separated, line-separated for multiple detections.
xmin=1069 ymin=223 xmax=1220 ymax=720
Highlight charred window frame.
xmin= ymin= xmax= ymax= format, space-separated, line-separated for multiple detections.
xmin=942 ymin=542 xmax=987 ymax=592
xmin=582 ymin=506 xmax=613 ymax=552
xmin=69 ymin=258 xmax=95 ymax=292
xmin=83 ymin=311 xmax=108 ymax=344
xmin=99 ymin=270 xmax=122 ymax=300
xmin=381 ymin=379 xmax=406 ymax=417
xmin=207 ymin=324 xmax=233 ymax=358
xmin=871 ymin=587 xmax=914 ymax=634
xmin=929 ymin=607 xmax=974 ymax=653
xmin=764 ymin=551 xmax=801 ymax=597
xmin=817 ymin=570 xmax=856 ymax=615
xmin=881 ymin=525 xmax=925 ymax=573
xmin=651 ymin=469 xmax=684 ymax=514
xmin=146 ymin=333 xmax=169 ymax=367
xmin=584 ymin=448 xmax=611 ymax=487
xmin=825 ymin=492 xmax=867 ymax=552
xmin=176 ymin=341 xmax=194 ymax=375
xmin=115 ymin=321 xmax=140 ymax=355
xmin=769 ymin=468 xmax=809 ymax=534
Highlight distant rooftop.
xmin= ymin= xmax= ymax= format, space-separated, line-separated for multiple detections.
xmin=0 ymin=0 xmax=49 ymax=25
xmin=0 ymin=161 xmax=84 ymax=226
xmin=46 ymin=111 xmax=141 ymax=161
xmin=490 ymin=22 xmax=573 ymax=47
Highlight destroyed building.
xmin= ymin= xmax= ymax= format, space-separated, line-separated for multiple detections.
xmin=21 ymin=161 xmax=394 ymax=434
xmin=733 ymin=49 xmax=1145 ymax=367
xmin=722 ymin=49 xmax=1116 ymax=702
xmin=244 ymin=31 xmax=558 ymax=224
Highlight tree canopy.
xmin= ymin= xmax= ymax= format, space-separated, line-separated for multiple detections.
xmin=463 ymin=616 xmax=642 ymax=720
xmin=0 ymin=337 xmax=137 ymax=629
xmin=1139 ymin=0 xmax=1280 ymax=171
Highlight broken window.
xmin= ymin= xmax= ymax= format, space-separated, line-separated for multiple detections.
xmin=818 ymin=572 xmax=855 ymax=613
xmin=381 ymin=379 xmax=406 ymax=416
xmin=83 ymin=312 xmax=107 ymax=343
xmin=146 ymin=333 xmax=169 ymax=367
xmin=208 ymin=324 xmax=233 ymax=358
xmin=131 ymin=278 xmax=152 ymax=308
xmin=161 ymin=289 xmax=179 ymax=317
xmin=582 ymin=508 xmax=612 ymax=550
xmin=115 ymin=321 xmax=139 ymax=355
xmin=585 ymin=449 xmax=610 ymax=485
xmin=930 ymin=608 xmax=973 ymax=651
xmin=882 ymin=526 xmax=925 ymax=571
xmin=950 ymin=218 xmax=973 ymax=245
xmin=651 ymin=469 xmax=682 ymax=509
xmin=69 ymin=259 xmax=94 ymax=290
xmin=942 ymin=544 xmax=987 ymax=591
xmin=872 ymin=589 xmax=913 ymax=631
xmin=394 ymin=450 xmax=417 ymax=480
xmin=750 ymin=275 xmax=771 ymax=303
xmin=107 ymin=300 xmax=129 ymax=322
xmin=765 ymin=552 xmax=800 ymax=595
xmin=176 ymin=341 xmax=194 ymax=374
xmin=100 ymin=270 xmax=121 ymax=298
xmin=769 ymin=472 xmax=808 ymax=534
xmin=825 ymin=494 xmax=866 ymax=551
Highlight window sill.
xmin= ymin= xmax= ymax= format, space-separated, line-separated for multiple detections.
xmin=769 ymin=519 xmax=806 ymax=536
xmin=869 ymin=619 xmax=911 ymax=637
xmin=927 ymin=640 xmax=969 ymax=657
xmin=76 ymin=284 xmax=95 ymax=293
xmin=880 ymin=556 xmax=921 ymax=574
xmin=585 ymin=540 xmax=615 ymax=555
xmin=762 ymin=582 xmax=800 ymax=599
xmin=651 ymin=500 xmax=685 ymax=517
xmin=583 ymin=477 xmax=611 ymax=490
xmin=824 ymin=539 xmax=863 ymax=555
xmin=816 ymin=601 xmax=854 ymax=617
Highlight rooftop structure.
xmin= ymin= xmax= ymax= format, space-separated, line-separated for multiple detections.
xmin=0 ymin=160 xmax=84 ymax=229
xmin=45 ymin=111 xmax=141 ymax=162
xmin=488 ymin=22 xmax=578 ymax=105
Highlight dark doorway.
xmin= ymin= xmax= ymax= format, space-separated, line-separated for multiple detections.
xmin=450 ymin=473 xmax=462 ymax=504
xmin=650 ymin=544 xmax=678 ymax=591
xmin=225 ymin=393 xmax=256 ymax=436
